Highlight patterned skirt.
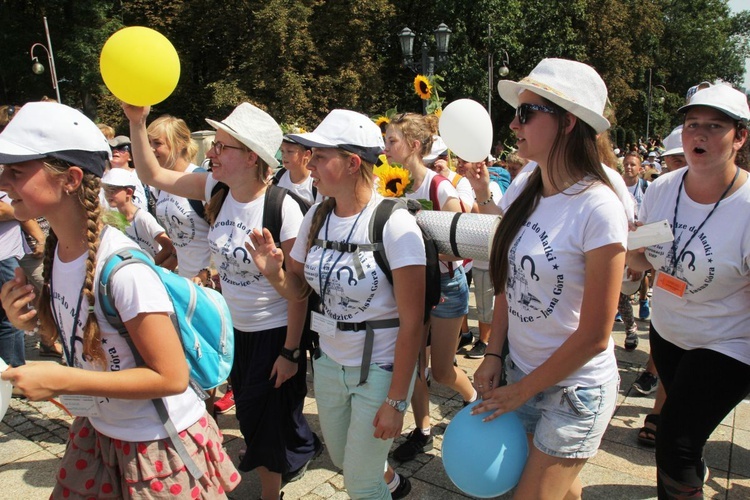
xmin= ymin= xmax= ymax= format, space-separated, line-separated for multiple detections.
xmin=51 ymin=412 xmax=240 ymax=499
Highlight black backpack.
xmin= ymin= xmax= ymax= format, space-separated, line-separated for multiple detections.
xmin=262 ymin=184 xmax=321 ymax=356
xmin=271 ymin=167 xmax=318 ymax=201
xmin=369 ymin=198 xmax=440 ymax=324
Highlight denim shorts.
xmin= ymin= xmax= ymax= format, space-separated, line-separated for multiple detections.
xmin=506 ymin=356 xmax=619 ymax=459
xmin=431 ymin=265 xmax=469 ymax=319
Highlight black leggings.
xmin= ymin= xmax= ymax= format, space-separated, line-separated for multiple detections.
xmin=650 ymin=324 xmax=750 ymax=499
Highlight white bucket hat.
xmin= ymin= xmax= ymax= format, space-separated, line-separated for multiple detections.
xmin=678 ymin=83 xmax=750 ymax=122
xmin=286 ymin=109 xmax=384 ymax=164
xmin=0 ymin=102 xmax=110 ymax=177
xmin=662 ymin=125 xmax=684 ymax=157
xmin=497 ymin=58 xmax=610 ymax=134
xmin=205 ymin=102 xmax=282 ymax=167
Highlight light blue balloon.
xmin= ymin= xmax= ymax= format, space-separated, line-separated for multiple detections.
xmin=442 ymin=401 xmax=529 ymax=498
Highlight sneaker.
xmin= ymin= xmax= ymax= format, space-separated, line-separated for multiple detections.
xmin=282 ymin=433 xmax=324 ymax=484
xmin=214 ymin=389 xmax=235 ymax=414
xmin=624 ymin=331 xmax=639 ymax=351
xmin=391 ymin=473 xmax=412 ymax=499
xmin=392 ymin=429 xmax=433 ymax=462
xmin=457 ymin=331 xmax=474 ymax=352
xmin=615 ymin=312 xmax=623 ymax=323
xmin=633 ymin=371 xmax=658 ymax=395
xmin=465 ymin=341 xmax=487 ymax=359
xmin=639 ymin=300 xmax=651 ymax=320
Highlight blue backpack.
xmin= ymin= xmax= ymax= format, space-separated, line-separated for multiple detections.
xmin=487 ymin=166 xmax=511 ymax=194
xmin=97 ymin=248 xmax=234 ymax=391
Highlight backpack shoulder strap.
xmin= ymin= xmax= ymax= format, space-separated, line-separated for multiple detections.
xmin=429 ymin=174 xmax=450 ymax=211
xmin=262 ymin=183 xmax=287 ymax=246
xmin=640 ymin=178 xmax=648 ymax=193
xmin=367 ymin=198 xmax=405 ymax=286
xmin=271 ymin=168 xmax=286 ymax=185
xmin=451 ymin=173 xmax=463 ymax=188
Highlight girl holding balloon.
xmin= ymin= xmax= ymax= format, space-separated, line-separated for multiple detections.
xmin=472 ymin=59 xmax=627 ymax=498
xmin=125 ymin=102 xmax=321 ymax=500
xmin=0 ymin=102 xmax=240 ymax=498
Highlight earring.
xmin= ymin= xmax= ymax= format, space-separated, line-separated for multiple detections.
xmin=64 ymin=190 xmax=70 ymax=195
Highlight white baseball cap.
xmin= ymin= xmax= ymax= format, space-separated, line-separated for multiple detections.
xmin=679 ymin=83 xmax=750 ymax=121
xmin=101 ymin=168 xmax=137 ymax=188
xmin=206 ymin=102 xmax=283 ymax=167
xmin=423 ymin=135 xmax=448 ymax=163
xmin=0 ymin=102 xmax=110 ymax=176
xmin=662 ymin=126 xmax=684 ymax=157
xmin=287 ymin=109 xmax=384 ymax=164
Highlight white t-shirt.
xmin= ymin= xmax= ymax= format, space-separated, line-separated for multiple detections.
xmin=639 ymin=170 xmax=750 ymax=364
xmin=50 ymin=228 xmax=203 ymax=441
xmin=205 ymin=175 xmax=304 ymax=332
xmin=125 ymin=208 xmax=165 ymax=258
xmin=276 ymin=169 xmax=321 ymax=206
xmin=155 ymin=164 xmax=211 ymax=278
xmin=0 ymin=192 xmax=25 ymax=261
xmin=625 ymin=178 xmax=648 ymax=218
xmin=290 ymin=193 xmax=425 ymax=366
xmin=406 ymin=169 xmax=461 ymax=274
xmin=499 ymin=177 xmax=627 ymax=386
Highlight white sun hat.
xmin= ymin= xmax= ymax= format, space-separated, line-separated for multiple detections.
xmin=678 ymin=83 xmax=750 ymax=122
xmin=205 ymin=102 xmax=282 ymax=167
xmin=286 ymin=109 xmax=384 ymax=164
xmin=497 ymin=58 xmax=610 ymax=134
xmin=0 ymin=102 xmax=110 ymax=177
xmin=661 ymin=126 xmax=684 ymax=157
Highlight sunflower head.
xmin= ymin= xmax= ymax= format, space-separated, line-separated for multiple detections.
xmin=414 ymin=74 xmax=432 ymax=100
xmin=374 ymin=116 xmax=390 ymax=136
xmin=373 ymin=161 xmax=413 ymax=198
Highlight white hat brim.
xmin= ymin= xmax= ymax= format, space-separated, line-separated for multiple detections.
xmin=205 ymin=118 xmax=279 ymax=167
xmin=497 ymin=80 xmax=610 ymax=134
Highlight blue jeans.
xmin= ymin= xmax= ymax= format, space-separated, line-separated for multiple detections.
xmin=0 ymin=257 xmax=26 ymax=366
xmin=313 ymin=351 xmax=415 ymax=499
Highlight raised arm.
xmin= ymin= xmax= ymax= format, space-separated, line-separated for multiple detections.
xmin=123 ymin=104 xmax=208 ymax=200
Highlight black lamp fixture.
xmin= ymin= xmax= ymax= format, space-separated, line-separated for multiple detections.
xmin=398 ymin=23 xmax=451 ymax=76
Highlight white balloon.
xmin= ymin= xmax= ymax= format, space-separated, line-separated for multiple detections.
xmin=0 ymin=358 xmax=12 ymax=421
xmin=439 ymin=99 xmax=493 ymax=163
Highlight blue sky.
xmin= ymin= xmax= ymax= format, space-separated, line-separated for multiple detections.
xmin=728 ymin=0 xmax=749 ymax=87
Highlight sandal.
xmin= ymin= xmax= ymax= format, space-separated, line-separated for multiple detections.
xmin=637 ymin=413 xmax=659 ymax=447
xmin=624 ymin=331 xmax=639 ymax=351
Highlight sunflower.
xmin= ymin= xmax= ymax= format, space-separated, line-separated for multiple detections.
xmin=433 ymin=107 xmax=442 ymax=118
xmin=414 ymin=74 xmax=432 ymax=100
xmin=374 ymin=116 xmax=390 ymax=136
xmin=374 ymin=161 xmax=413 ymax=198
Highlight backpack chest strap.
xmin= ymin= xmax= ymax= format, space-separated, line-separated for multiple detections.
xmin=313 ymin=238 xmax=383 ymax=279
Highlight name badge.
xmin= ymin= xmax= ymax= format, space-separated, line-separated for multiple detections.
xmin=311 ymin=311 xmax=337 ymax=338
xmin=655 ymin=270 xmax=687 ymax=298
xmin=60 ymin=395 xmax=101 ymax=417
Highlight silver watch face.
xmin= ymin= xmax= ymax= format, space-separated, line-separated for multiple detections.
xmin=389 ymin=398 xmax=407 ymax=412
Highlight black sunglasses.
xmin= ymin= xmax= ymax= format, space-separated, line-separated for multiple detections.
xmin=516 ymin=103 xmax=557 ymax=124
xmin=111 ymin=145 xmax=130 ymax=153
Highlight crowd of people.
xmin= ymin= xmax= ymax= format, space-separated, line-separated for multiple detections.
xmin=0 ymin=57 xmax=747 ymax=500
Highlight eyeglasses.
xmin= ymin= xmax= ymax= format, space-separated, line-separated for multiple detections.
xmin=516 ymin=103 xmax=557 ymax=124
xmin=211 ymin=140 xmax=245 ymax=155
xmin=111 ymin=145 xmax=130 ymax=153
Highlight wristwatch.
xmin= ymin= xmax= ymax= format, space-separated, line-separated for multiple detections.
xmin=280 ymin=346 xmax=301 ymax=362
xmin=385 ymin=396 xmax=408 ymax=413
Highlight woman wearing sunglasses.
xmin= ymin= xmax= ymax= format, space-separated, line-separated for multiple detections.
xmin=472 ymin=58 xmax=627 ymax=498
xmin=125 ymin=102 xmax=321 ymax=500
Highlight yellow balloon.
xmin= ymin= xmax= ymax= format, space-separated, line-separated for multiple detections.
xmin=100 ymin=26 xmax=180 ymax=106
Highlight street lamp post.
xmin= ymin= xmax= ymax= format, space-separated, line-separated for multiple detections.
xmin=487 ymin=23 xmax=509 ymax=117
xmin=398 ymin=24 xmax=451 ymax=114
xmin=30 ymin=16 xmax=61 ymax=103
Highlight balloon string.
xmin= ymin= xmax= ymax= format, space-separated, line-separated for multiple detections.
xmin=47 ymin=398 xmax=73 ymax=417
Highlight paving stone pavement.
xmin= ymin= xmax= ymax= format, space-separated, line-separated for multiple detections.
xmin=1 ymin=304 xmax=749 ymax=499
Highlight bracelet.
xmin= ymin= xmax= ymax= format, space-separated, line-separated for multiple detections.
xmin=476 ymin=192 xmax=494 ymax=206
xmin=485 ymin=352 xmax=503 ymax=360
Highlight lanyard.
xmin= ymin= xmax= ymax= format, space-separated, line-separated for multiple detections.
xmin=317 ymin=204 xmax=368 ymax=313
xmin=49 ymin=272 xmax=87 ymax=367
xmin=669 ymin=167 xmax=739 ymax=275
